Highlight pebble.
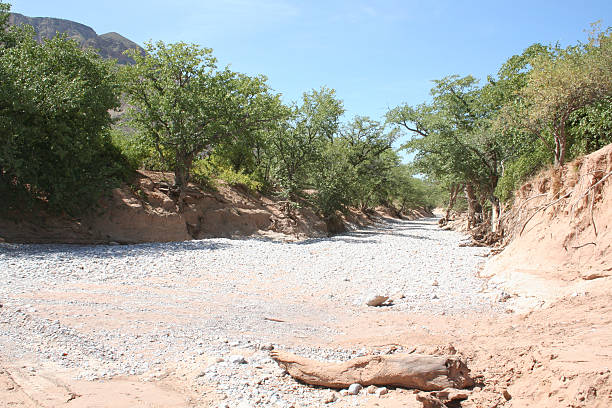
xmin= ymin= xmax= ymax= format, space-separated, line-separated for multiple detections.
xmin=348 ymin=383 xmax=362 ymax=395
xmin=0 ymin=217 xmax=498 ymax=407
xmin=376 ymin=387 xmax=388 ymax=396
xmin=229 ymin=355 xmax=247 ymax=364
xmin=323 ymin=391 xmax=338 ymax=403
xmin=364 ymin=294 xmax=389 ymax=307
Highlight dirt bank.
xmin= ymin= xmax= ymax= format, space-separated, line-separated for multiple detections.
xmin=483 ymin=143 xmax=612 ymax=309
xmin=0 ymin=170 xmax=432 ymax=244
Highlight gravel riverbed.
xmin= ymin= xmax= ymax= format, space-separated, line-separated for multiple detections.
xmin=0 ymin=217 xmax=502 ymax=407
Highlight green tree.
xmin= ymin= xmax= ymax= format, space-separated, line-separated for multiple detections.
xmin=513 ymin=27 xmax=612 ymax=166
xmin=121 ymin=41 xmax=285 ymax=205
xmin=268 ymin=87 xmax=344 ymax=198
xmin=0 ymin=27 xmax=126 ymax=213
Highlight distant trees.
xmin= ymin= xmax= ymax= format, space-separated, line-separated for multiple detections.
xmin=387 ymin=25 xmax=612 ymax=237
xmin=119 ymin=42 xmax=426 ymax=217
xmin=0 ymin=0 xmax=465 ymax=220
xmin=0 ymin=1 xmax=128 ymax=213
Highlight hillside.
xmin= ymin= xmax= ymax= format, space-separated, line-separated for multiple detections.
xmin=8 ymin=12 xmax=143 ymax=64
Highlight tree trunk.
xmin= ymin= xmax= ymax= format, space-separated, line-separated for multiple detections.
xmin=445 ymin=184 xmax=460 ymax=221
xmin=271 ymin=350 xmax=474 ymax=391
xmin=489 ymin=194 xmax=501 ymax=233
xmin=464 ymin=183 xmax=477 ymax=230
xmin=553 ymin=122 xmax=567 ymax=167
xmin=174 ymin=153 xmax=193 ymax=212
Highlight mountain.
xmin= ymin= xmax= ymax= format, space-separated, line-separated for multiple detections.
xmin=8 ymin=13 xmax=143 ymax=64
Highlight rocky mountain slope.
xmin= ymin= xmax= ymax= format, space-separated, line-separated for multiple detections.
xmin=8 ymin=12 xmax=142 ymax=64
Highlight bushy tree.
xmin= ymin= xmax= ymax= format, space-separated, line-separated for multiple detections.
xmin=121 ymin=41 xmax=285 ymax=206
xmin=511 ymin=27 xmax=612 ymax=166
xmin=268 ymin=87 xmax=344 ymax=198
xmin=0 ymin=12 xmax=127 ymax=214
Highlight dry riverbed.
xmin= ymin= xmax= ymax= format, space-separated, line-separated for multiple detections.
xmin=1 ymin=217 xmax=609 ymax=407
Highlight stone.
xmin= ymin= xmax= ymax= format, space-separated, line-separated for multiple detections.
xmin=348 ymin=383 xmax=362 ymax=395
xmin=229 ymin=355 xmax=247 ymax=364
xmin=432 ymin=388 xmax=470 ymax=402
xmin=497 ymin=291 xmax=511 ymax=302
xmin=376 ymin=387 xmax=388 ymax=396
xmin=432 ymin=280 xmax=439 ymax=286
xmin=340 ymin=390 xmax=350 ymax=396
xmin=366 ymin=385 xmax=377 ymax=394
xmin=416 ymin=392 xmax=445 ymax=408
xmin=260 ymin=343 xmax=274 ymax=351
xmin=364 ymin=294 xmax=389 ymax=307
xmin=503 ymin=389 xmax=512 ymax=400
xmin=323 ymin=391 xmax=338 ymax=403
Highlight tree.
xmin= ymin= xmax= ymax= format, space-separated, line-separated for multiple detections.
xmin=0 ymin=26 xmax=126 ymax=213
xmin=514 ymin=28 xmax=612 ymax=166
xmin=268 ymin=87 xmax=344 ymax=198
xmin=388 ymin=75 xmax=510 ymax=231
xmin=121 ymin=41 xmax=285 ymax=206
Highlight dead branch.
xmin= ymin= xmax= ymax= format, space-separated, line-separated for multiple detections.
xmin=572 ymin=170 xmax=612 ymax=209
xmin=270 ymin=350 xmax=474 ymax=391
xmin=571 ymin=242 xmax=596 ymax=249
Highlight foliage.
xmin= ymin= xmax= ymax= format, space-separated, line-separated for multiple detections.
xmin=267 ymin=87 xmax=344 ymax=198
xmin=509 ymin=27 xmax=612 ymax=166
xmin=0 ymin=22 xmax=129 ymax=213
xmin=567 ymin=96 xmax=612 ymax=158
xmin=121 ymin=41 xmax=286 ymax=198
xmin=495 ymin=141 xmax=552 ymax=202
xmin=191 ymin=156 xmax=262 ymax=193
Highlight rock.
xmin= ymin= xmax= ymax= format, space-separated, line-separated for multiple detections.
xmin=217 ymin=403 xmax=229 ymax=408
xmin=366 ymin=385 xmax=377 ymax=394
xmin=432 ymin=388 xmax=470 ymax=402
xmin=229 ymin=355 xmax=247 ymax=364
xmin=340 ymin=390 xmax=350 ymax=396
xmin=364 ymin=294 xmax=389 ymax=306
xmin=376 ymin=387 xmax=388 ymax=396
xmin=259 ymin=343 xmax=274 ymax=351
xmin=431 ymin=294 xmax=439 ymax=300
xmin=431 ymin=280 xmax=439 ymax=286
xmin=503 ymin=389 xmax=512 ymax=400
xmin=323 ymin=391 xmax=338 ymax=403
xmin=416 ymin=392 xmax=445 ymax=408
xmin=348 ymin=383 xmax=362 ymax=395
xmin=497 ymin=291 xmax=511 ymax=302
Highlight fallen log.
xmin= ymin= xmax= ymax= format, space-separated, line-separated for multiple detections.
xmin=270 ymin=350 xmax=474 ymax=391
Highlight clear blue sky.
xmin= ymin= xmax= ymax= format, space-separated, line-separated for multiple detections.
xmin=9 ymin=0 xmax=612 ymax=124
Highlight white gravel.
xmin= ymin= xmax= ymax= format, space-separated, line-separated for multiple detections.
xmin=0 ymin=216 xmax=499 ymax=406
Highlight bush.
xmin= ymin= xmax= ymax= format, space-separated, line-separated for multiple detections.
xmin=0 ymin=31 xmax=129 ymax=214
xmin=191 ymin=158 xmax=262 ymax=193
xmin=495 ymin=143 xmax=552 ymax=202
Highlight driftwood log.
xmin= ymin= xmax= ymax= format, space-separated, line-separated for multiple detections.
xmin=270 ymin=350 xmax=474 ymax=391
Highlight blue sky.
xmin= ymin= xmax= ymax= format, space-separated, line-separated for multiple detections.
xmin=9 ymin=0 xmax=612 ymax=125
